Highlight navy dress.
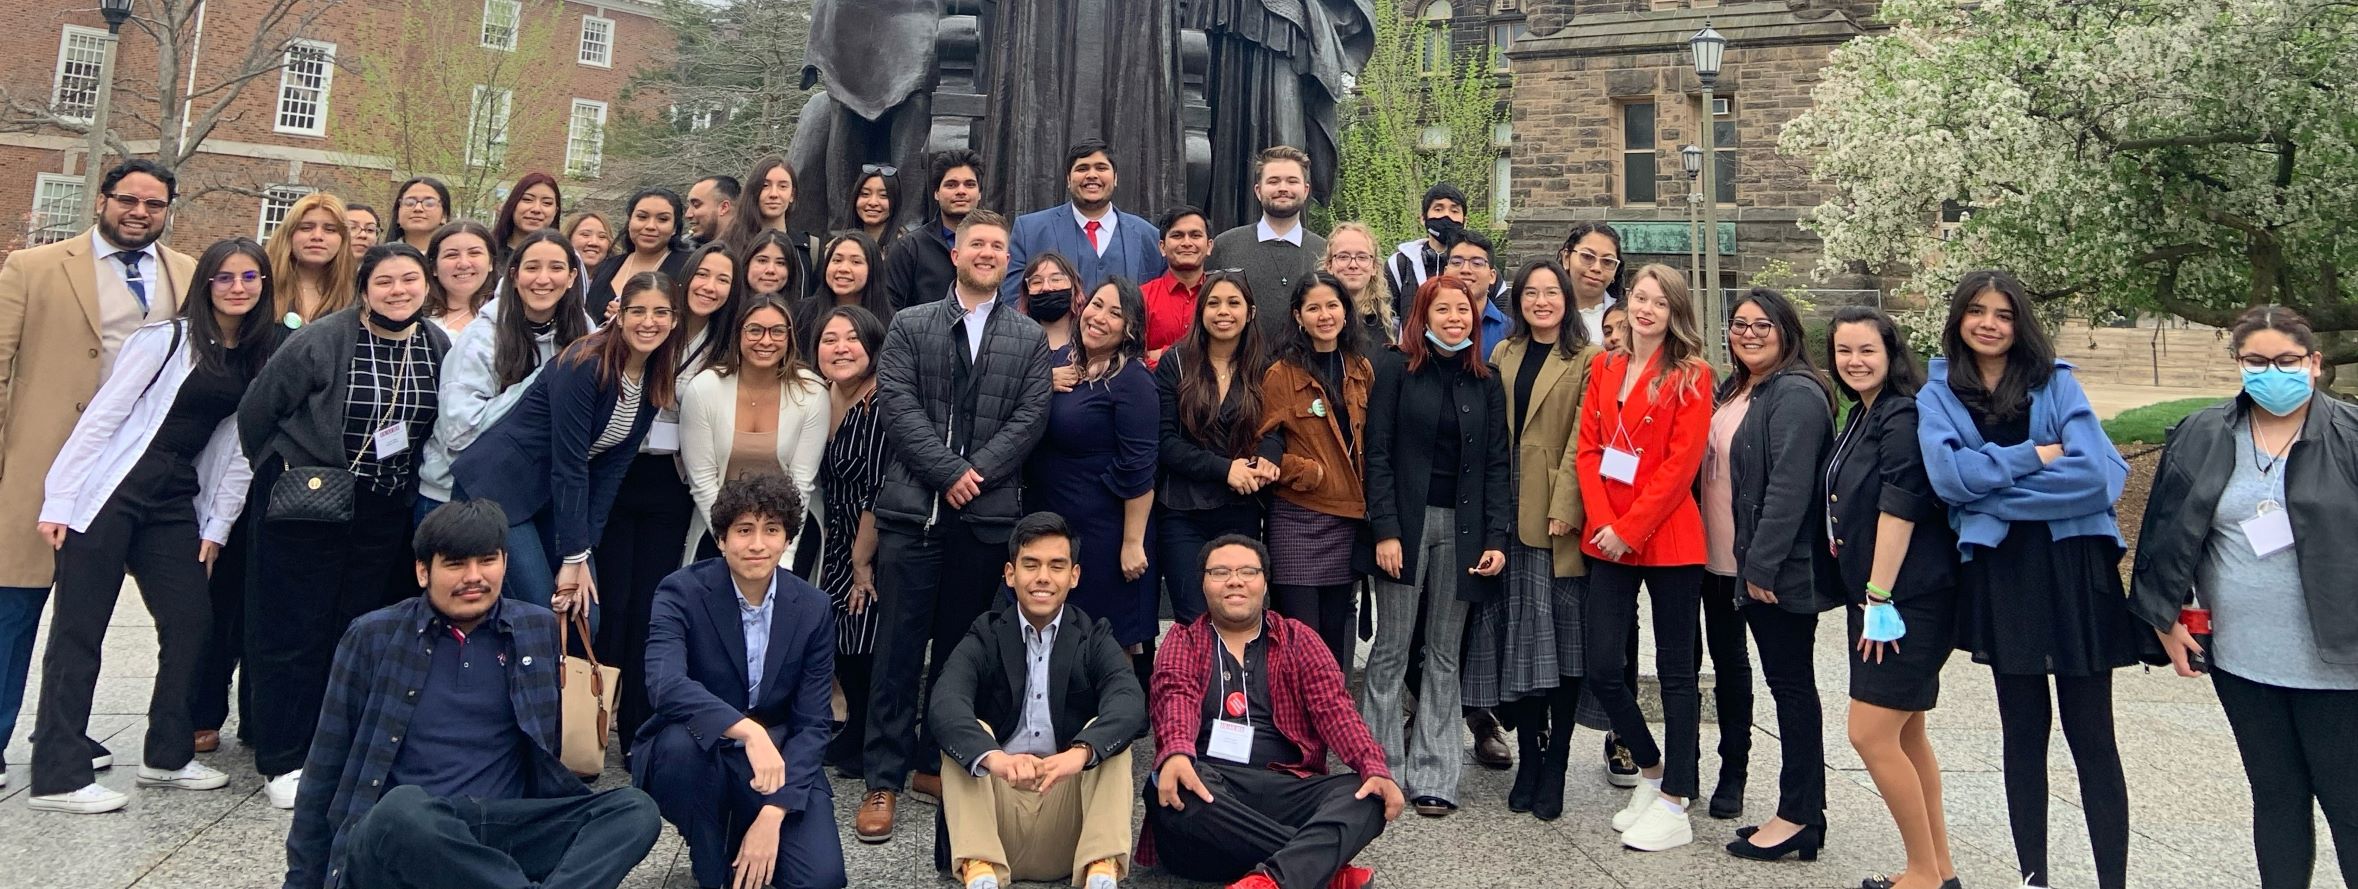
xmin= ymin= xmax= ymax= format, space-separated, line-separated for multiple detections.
xmin=1025 ymin=350 xmax=1160 ymax=645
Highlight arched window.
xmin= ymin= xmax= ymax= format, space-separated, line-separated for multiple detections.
xmin=1419 ymin=1 xmax=1454 ymax=76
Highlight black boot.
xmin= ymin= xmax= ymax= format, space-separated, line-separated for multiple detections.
xmin=1709 ymin=762 xmax=1747 ymax=819
xmin=1506 ymin=699 xmax=1545 ymax=812
xmin=1531 ymin=679 xmax=1579 ymax=821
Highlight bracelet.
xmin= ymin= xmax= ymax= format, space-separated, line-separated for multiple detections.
xmin=1864 ymin=581 xmax=1893 ymax=603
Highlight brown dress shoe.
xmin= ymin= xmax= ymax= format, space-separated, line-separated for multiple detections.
xmin=910 ymin=771 xmax=943 ymax=801
xmin=1469 ymin=709 xmax=1513 ymax=770
xmin=192 ymin=730 xmax=220 ymax=754
xmin=856 ymin=790 xmax=896 ymax=843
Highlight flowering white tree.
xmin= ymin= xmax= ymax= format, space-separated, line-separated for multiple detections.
xmin=1782 ymin=0 xmax=2358 ymax=358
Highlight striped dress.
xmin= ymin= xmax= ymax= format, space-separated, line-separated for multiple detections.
xmin=819 ymin=391 xmax=887 ymax=654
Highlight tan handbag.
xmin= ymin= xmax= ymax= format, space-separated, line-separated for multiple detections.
xmin=556 ymin=610 xmax=621 ymax=778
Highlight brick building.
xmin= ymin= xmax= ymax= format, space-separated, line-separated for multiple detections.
xmin=0 ymin=0 xmax=669 ymax=258
xmin=1492 ymin=0 xmax=1890 ymax=294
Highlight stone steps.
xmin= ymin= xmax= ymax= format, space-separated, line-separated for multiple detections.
xmin=2055 ymin=321 xmax=2241 ymax=388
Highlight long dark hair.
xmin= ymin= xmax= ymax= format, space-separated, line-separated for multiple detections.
xmin=389 ymin=176 xmax=452 ymax=244
xmin=183 ymin=238 xmax=283 ymax=375
xmin=814 ymin=230 xmax=891 ymax=323
xmin=1398 ymin=276 xmax=1491 ymax=379
xmin=1172 ymin=270 xmax=1265 ymax=458
xmin=836 ymin=169 xmax=899 ymax=237
xmin=739 ymin=228 xmax=807 ymax=300
xmin=731 ymin=157 xmax=796 ymax=248
xmin=1558 ymin=220 xmax=1625 ymax=304
xmin=1073 ymin=276 xmax=1147 ymax=378
xmin=621 ymin=187 xmax=689 ymax=256
xmin=1825 ymin=305 xmax=1922 ymax=402
xmin=563 ymin=271 xmax=682 ymax=410
xmin=816 ymin=304 xmax=887 ymax=384
xmin=1941 ymin=269 xmax=2053 ymax=421
xmin=1271 ymin=271 xmax=1369 ymax=370
xmin=491 ymin=172 xmax=563 ymax=254
xmin=673 ymin=241 xmax=743 ymax=372
xmin=422 ymin=220 xmax=498 ymax=320
xmin=1509 ymin=260 xmax=1590 ymax=358
xmin=494 ymin=229 xmax=591 ymax=389
xmin=1716 ymin=286 xmax=1825 ymax=407
xmin=715 ymin=295 xmax=817 ymax=392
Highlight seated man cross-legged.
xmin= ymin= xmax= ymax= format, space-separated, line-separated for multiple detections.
xmin=632 ymin=475 xmax=847 ymax=889
xmin=1140 ymin=535 xmax=1403 ymax=889
xmin=930 ymin=511 xmax=1144 ymax=889
xmin=282 ymin=499 xmax=662 ymax=889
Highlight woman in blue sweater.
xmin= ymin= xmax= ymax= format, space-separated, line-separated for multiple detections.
xmin=1915 ymin=270 xmax=2135 ymax=889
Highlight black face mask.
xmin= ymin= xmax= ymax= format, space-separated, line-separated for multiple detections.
xmin=1424 ymin=215 xmax=1464 ymax=245
xmin=1026 ymin=287 xmax=1074 ymax=324
xmin=366 ymin=308 xmax=423 ymax=334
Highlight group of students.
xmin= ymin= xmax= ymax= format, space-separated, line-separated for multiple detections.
xmin=0 ymin=149 xmax=2351 ymax=889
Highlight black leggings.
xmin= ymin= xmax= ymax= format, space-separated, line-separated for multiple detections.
xmin=1994 ymin=672 xmax=2129 ymax=889
xmin=1697 ymin=575 xmax=1753 ymax=782
xmin=2213 ymin=668 xmax=2358 ymax=889
xmin=1274 ymin=582 xmax=1357 ymax=678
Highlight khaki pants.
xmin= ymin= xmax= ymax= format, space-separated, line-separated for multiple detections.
xmin=940 ymin=743 xmax=1135 ymax=885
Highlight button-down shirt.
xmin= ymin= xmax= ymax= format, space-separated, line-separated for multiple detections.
xmin=91 ymin=228 xmax=160 ymax=298
xmin=953 ymin=289 xmax=997 ymax=361
xmin=738 ymin=572 xmax=779 ymax=706
xmin=970 ymin=607 xmax=1065 ymax=774
xmin=1138 ymin=271 xmax=1204 ymax=357
xmin=1255 ymin=217 xmax=1306 ymax=247
xmin=1072 ymin=204 xmax=1116 ymax=256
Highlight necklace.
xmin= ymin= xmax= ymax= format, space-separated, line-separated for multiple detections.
xmin=2252 ymin=416 xmax=2300 ymax=474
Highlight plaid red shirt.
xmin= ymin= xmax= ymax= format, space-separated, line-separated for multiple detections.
xmin=1138 ymin=610 xmax=1390 ymax=866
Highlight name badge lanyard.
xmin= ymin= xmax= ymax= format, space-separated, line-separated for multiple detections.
xmin=1215 ymin=646 xmax=1250 ymax=728
xmin=1822 ymin=408 xmax=1868 ymax=550
xmin=1600 ymin=399 xmax=1654 ymax=485
xmin=2244 ymin=421 xmax=2300 ymax=558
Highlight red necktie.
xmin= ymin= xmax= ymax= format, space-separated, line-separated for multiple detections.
xmin=1085 ymin=219 xmax=1102 ymax=252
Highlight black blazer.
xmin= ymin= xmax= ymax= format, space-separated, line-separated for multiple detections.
xmin=1363 ymin=351 xmax=1512 ymax=602
xmin=1724 ymin=366 xmax=1842 ymax=612
xmin=928 ymin=602 xmax=1144 ymax=772
xmin=1154 ymin=351 xmax=1263 ymax=513
xmin=631 ymin=559 xmax=836 ymax=815
xmin=1825 ymin=391 xmax=1955 ymax=605
xmin=586 ymin=247 xmax=689 ymax=319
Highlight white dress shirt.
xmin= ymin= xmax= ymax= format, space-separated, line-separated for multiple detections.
xmin=1071 ymin=205 xmax=1116 ymax=257
xmin=1255 ymin=217 xmax=1306 ymax=246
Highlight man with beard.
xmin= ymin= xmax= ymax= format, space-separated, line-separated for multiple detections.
xmin=1208 ymin=146 xmax=1327 ymax=337
xmin=1385 ymin=183 xmax=1468 ymax=313
xmin=282 ymin=500 xmax=661 ymax=889
xmin=859 ymin=210 xmax=1054 ymax=843
xmin=884 ymin=150 xmax=985 ymax=311
xmin=1137 ymin=207 xmax=1212 ymax=364
xmin=0 ymin=159 xmax=197 ymax=790
xmin=1003 ymin=140 xmax=1167 ymax=302
xmin=685 ymin=175 xmax=738 ymax=249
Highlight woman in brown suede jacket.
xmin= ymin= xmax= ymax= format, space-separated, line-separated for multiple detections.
xmin=1256 ymin=271 xmax=1376 ymax=674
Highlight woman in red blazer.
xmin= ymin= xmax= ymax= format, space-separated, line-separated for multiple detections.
xmin=1574 ymin=263 xmax=1714 ymax=853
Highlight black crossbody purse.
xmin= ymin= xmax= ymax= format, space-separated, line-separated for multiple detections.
xmin=267 ymin=337 xmax=414 ymax=523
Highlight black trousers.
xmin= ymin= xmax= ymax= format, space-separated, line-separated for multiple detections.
xmin=1273 ymin=583 xmax=1356 ymax=678
xmin=1158 ymin=502 xmax=1263 ymax=628
xmin=636 ymin=722 xmax=848 ymax=888
xmin=1144 ymin=761 xmax=1387 ymax=889
xmin=864 ymin=518 xmax=1002 ymax=791
xmin=1739 ymin=599 xmax=1823 ymax=825
xmin=828 ymin=652 xmax=875 ymax=775
xmin=31 ymin=453 xmax=210 ymax=794
xmin=1993 ymin=671 xmax=2129 ymax=889
xmin=2212 ymin=668 xmax=2358 ymax=889
xmin=596 ymin=454 xmax=694 ymax=757
xmin=191 ymin=503 xmax=253 ymax=734
xmin=245 ymin=459 xmax=417 ymax=778
xmin=342 ymin=784 xmax=661 ymax=889
xmin=1582 ymin=561 xmax=1703 ymax=798
xmin=1698 ymin=574 xmax=1754 ymax=782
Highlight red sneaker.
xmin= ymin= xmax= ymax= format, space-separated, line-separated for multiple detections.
xmin=1226 ymin=873 xmax=1281 ymax=889
xmin=1328 ymin=864 xmax=1376 ymax=889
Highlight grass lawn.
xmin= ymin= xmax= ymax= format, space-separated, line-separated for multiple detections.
xmin=2103 ymin=396 xmax=2217 ymax=445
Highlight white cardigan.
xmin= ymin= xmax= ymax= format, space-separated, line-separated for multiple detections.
xmin=677 ymin=366 xmax=829 ymax=567
xmin=39 ymin=320 xmax=251 ymax=544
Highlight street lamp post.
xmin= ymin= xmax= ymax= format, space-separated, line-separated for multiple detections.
xmin=1681 ymin=144 xmax=1702 ymax=303
xmin=1689 ymin=21 xmax=1727 ymax=367
xmin=80 ymin=0 xmax=136 ymax=207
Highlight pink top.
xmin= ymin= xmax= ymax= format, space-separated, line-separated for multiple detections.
xmin=1702 ymin=392 xmax=1751 ymax=577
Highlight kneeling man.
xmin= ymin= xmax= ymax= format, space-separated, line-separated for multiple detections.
xmin=632 ymin=476 xmax=846 ymax=889
xmin=931 ymin=512 xmax=1143 ymax=889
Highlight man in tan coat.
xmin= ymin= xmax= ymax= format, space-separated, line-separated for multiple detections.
xmin=0 ymin=159 xmax=194 ymax=789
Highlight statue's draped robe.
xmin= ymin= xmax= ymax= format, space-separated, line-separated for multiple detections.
xmin=789 ymin=0 xmax=939 ymax=236
xmin=973 ymin=0 xmax=1188 ymax=218
xmin=1189 ymin=0 xmax=1375 ymax=228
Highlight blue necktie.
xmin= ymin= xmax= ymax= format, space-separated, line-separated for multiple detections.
xmin=115 ymin=251 xmax=147 ymax=314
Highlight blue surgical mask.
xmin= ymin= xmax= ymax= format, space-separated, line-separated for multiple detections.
xmin=1425 ymin=330 xmax=1470 ymax=354
xmin=2244 ymin=367 xmax=2314 ymax=416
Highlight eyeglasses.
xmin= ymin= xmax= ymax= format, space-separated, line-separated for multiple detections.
xmin=350 ymin=225 xmax=381 ymax=237
xmin=619 ymin=305 xmax=676 ymax=321
xmin=861 ymin=164 xmax=898 ymax=177
xmin=1444 ymin=256 xmax=1491 ymax=270
xmin=1567 ymin=248 xmax=1622 ymax=272
xmin=1204 ymin=566 xmax=1265 ymax=581
xmin=210 ymin=271 xmax=266 ymax=287
xmin=2236 ymin=352 xmax=2311 ymax=373
xmin=103 ymin=193 xmax=171 ymax=213
xmin=742 ymin=324 xmax=792 ymax=341
xmin=1328 ymin=252 xmax=1376 ymax=267
xmin=399 ymin=197 xmax=442 ymax=209
xmin=1729 ymin=319 xmax=1778 ymax=339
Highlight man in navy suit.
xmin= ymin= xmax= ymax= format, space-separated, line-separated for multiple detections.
xmin=1003 ymin=139 xmax=1166 ymax=303
xmin=631 ymin=475 xmax=846 ymax=889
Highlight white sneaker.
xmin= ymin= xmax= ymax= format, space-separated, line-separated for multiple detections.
xmin=1622 ymin=798 xmax=1694 ymax=851
xmin=28 ymin=783 xmax=129 ymax=814
xmin=1 ymin=766 xmax=9 ymax=788
xmin=265 ymin=770 xmax=302 ymax=809
xmin=1611 ymin=780 xmax=1659 ymax=832
xmin=137 ymin=761 xmax=229 ymax=790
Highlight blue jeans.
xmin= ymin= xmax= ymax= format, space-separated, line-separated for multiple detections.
xmin=0 ymin=585 xmax=46 ymax=767
xmin=507 ymin=514 xmax=598 ymax=636
xmin=411 ymin=494 xmax=446 ymax=529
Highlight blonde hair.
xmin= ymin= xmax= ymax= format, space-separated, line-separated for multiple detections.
xmin=1625 ymin=263 xmax=1709 ymax=399
xmin=264 ymin=191 xmax=357 ymax=321
xmin=1325 ymin=222 xmax=1395 ymax=343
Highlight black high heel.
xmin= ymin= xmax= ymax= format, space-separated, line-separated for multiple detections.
xmin=1724 ymin=823 xmax=1825 ymax=862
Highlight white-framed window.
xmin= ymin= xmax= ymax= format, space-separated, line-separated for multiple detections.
xmin=481 ymin=0 xmax=523 ymax=50
xmin=273 ymin=40 xmax=335 ymax=137
xmin=1491 ymin=119 xmax=1513 ymax=221
xmin=579 ymin=14 xmax=614 ymax=68
xmin=256 ymin=185 xmax=317 ymax=240
xmin=1489 ymin=19 xmax=1526 ymax=72
xmin=29 ymin=174 xmax=83 ymax=246
xmin=566 ymin=98 xmax=608 ymax=178
xmin=52 ymin=26 xmax=108 ymax=121
xmin=468 ymin=85 xmax=514 ymax=168
xmin=1712 ymin=97 xmax=1738 ymax=204
xmin=1419 ymin=1 xmax=1453 ymax=75
xmin=1620 ymin=101 xmax=1657 ymax=205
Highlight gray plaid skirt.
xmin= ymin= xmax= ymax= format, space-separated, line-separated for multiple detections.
xmin=1462 ymin=542 xmax=1587 ymax=708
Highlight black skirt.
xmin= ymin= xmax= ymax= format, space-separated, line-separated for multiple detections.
xmin=1956 ymin=523 xmax=2143 ymax=677
xmin=1847 ymin=581 xmax=1958 ymax=712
